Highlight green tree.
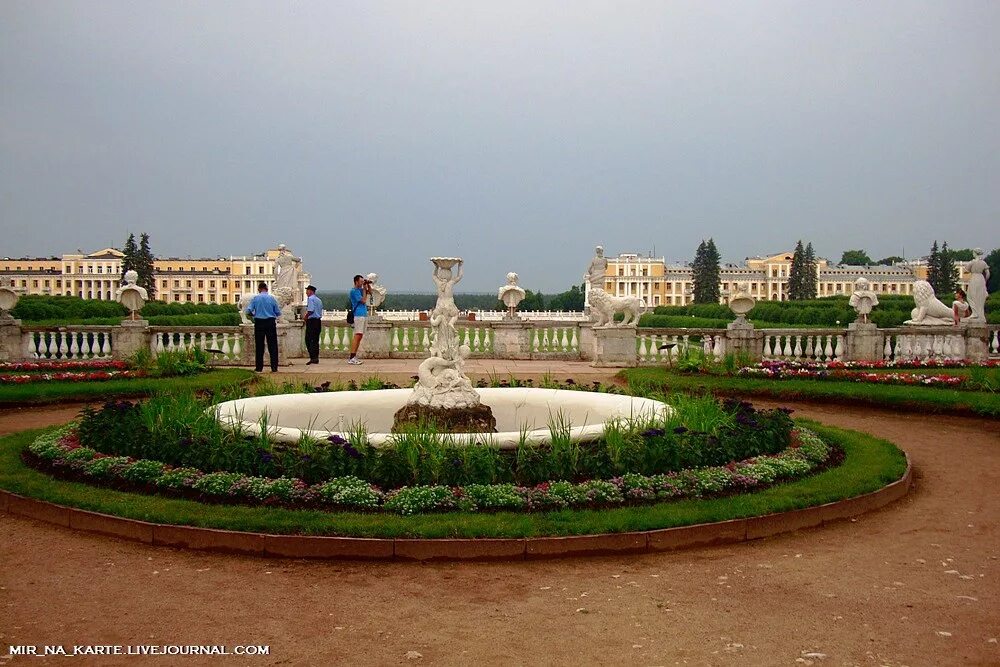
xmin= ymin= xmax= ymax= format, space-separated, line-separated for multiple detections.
xmin=520 ymin=289 xmax=545 ymax=311
xmin=548 ymin=284 xmax=585 ymax=311
xmin=787 ymin=240 xmax=807 ymax=300
xmin=803 ymin=242 xmax=818 ymax=299
xmin=937 ymin=241 xmax=958 ymax=297
xmin=120 ymin=233 xmax=138 ymax=282
xmin=692 ymin=238 xmax=721 ymax=303
xmin=950 ymin=248 xmax=975 ymax=261
xmin=839 ymin=249 xmax=872 ymax=265
xmin=137 ymin=233 xmax=157 ymax=298
xmin=986 ymin=248 xmax=1000 ymax=293
xmin=926 ymin=241 xmax=940 ymax=292
xmin=875 ymin=255 xmax=904 ymax=265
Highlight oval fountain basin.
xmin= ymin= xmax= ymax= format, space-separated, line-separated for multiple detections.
xmin=214 ymin=388 xmax=670 ymax=449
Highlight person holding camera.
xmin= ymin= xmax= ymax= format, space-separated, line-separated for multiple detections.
xmin=348 ymin=274 xmax=370 ymax=365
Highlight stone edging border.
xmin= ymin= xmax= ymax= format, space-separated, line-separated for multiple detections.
xmin=0 ymin=455 xmax=911 ymax=561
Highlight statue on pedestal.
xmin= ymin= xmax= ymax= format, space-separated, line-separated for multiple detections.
xmin=366 ymin=273 xmax=388 ymax=320
xmin=115 ymin=270 xmax=148 ymax=321
xmin=849 ymin=277 xmax=879 ymax=324
xmin=393 ymin=257 xmax=496 ymax=433
xmin=272 ymin=244 xmax=302 ymax=323
xmin=904 ymin=280 xmax=954 ymax=325
xmin=965 ymin=248 xmax=990 ymax=324
xmin=584 ymin=246 xmax=640 ymax=327
xmin=498 ymin=272 xmax=526 ymax=320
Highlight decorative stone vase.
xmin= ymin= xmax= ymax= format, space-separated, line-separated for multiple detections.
xmin=0 ymin=287 xmax=18 ymax=320
xmin=728 ymin=290 xmax=755 ymax=325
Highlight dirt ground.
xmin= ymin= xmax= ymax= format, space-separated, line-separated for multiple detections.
xmin=1 ymin=400 xmax=998 ymax=666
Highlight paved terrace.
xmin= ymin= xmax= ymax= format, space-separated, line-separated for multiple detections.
xmin=265 ymin=358 xmax=623 ymax=386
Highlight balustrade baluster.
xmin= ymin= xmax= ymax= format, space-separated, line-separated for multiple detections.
xmin=542 ymin=328 xmax=550 ymax=352
xmin=834 ymin=335 xmax=845 ymax=360
xmin=56 ymin=333 xmax=67 ymax=359
xmin=763 ymin=335 xmax=772 ymax=358
xmin=713 ymin=335 xmax=724 ymax=360
xmin=570 ymin=328 xmax=578 ymax=351
xmin=992 ymin=331 xmax=999 ymax=355
xmin=401 ymin=328 xmax=410 ymax=351
xmin=804 ymin=336 xmax=814 ymax=361
xmin=884 ymin=337 xmax=893 ymax=360
xmin=792 ymin=335 xmax=802 ymax=359
xmin=560 ymin=328 xmax=569 ymax=352
xmin=782 ymin=335 xmax=792 ymax=358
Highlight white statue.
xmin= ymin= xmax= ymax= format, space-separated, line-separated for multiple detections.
xmin=849 ymin=277 xmax=879 ymax=324
xmin=584 ymin=246 xmax=639 ymax=326
xmin=366 ymin=272 xmax=387 ymax=319
xmin=905 ymin=280 xmax=954 ymax=325
xmin=115 ymin=270 xmax=148 ymax=320
xmin=965 ymin=248 xmax=990 ymax=324
xmin=588 ymin=288 xmax=641 ymax=327
xmin=498 ymin=272 xmax=526 ymax=319
xmin=584 ymin=245 xmax=608 ymax=291
xmin=272 ymin=244 xmax=301 ymax=322
xmin=397 ymin=258 xmax=487 ymax=413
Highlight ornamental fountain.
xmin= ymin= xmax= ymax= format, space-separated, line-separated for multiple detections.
xmin=214 ymin=255 xmax=668 ymax=448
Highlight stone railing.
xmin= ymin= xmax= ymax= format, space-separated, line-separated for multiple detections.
xmin=22 ymin=326 xmax=115 ymax=361
xmin=322 ymin=309 xmax=588 ymax=322
xmin=636 ymin=328 xmax=726 ymax=365
xmin=0 ymin=318 xmax=997 ymax=367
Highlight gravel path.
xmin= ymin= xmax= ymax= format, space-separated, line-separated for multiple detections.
xmin=1 ymin=401 xmax=997 ymax=666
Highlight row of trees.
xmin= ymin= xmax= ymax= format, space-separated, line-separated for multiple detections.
xmin=120 ymin=233 xmax=156 ymax=298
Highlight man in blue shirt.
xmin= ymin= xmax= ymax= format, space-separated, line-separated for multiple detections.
xmin=348 ymin=274 xmax=370 ymax=365
xmin=304 ymin=285 xmax=323 ymax=364
xmin=245 ymin=282 xmax=282 ymax=372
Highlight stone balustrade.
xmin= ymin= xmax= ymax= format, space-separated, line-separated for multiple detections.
xmin=0 ymin=319 xmax=996 ymax=366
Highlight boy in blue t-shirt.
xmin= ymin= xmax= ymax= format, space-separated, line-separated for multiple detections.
xmin=348 ymin=274 xmax=370 ymax=364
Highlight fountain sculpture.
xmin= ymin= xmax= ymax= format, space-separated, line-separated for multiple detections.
xmin=391 ymin=258 xmax=497 ymax=432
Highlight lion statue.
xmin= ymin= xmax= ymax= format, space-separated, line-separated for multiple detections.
xmin=904 ymin=280 xmax=953 ymax=325
xmin=588 ymin=288 xmax=641 ymax=327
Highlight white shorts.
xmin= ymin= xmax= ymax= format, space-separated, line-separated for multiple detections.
xmin=353 ymin=316 xmax=367 ymax=335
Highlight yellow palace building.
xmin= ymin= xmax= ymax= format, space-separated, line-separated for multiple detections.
xmin=0 ymin=247 xmax=310 ymax=305
xmin=604 ymin=251 xmax=971 ymax=308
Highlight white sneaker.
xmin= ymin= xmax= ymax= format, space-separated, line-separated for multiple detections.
xmin=347 ymin=358 xmax=363 ymax=365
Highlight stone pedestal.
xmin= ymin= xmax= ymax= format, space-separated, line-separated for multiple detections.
xmin=0 ymin=318 xmax=23 ymax=362
xmin=963 ymin=325 xmax=990 ymax=363
xmin=111 ymin=320 xmax=149 ymax=361
xmin=845 ymin=322 xmax=883 ymax=361
xmin=725 ymin=320 xmax=763 ymax=361
xmin=591 ymin=325 xmax=637 ymax=367
xmin=577 ymin=323 xmax=595 ymax=362
xmin=361 ymin=321 xmax=392 ymax=359
xmin=493 ymin=320 xmax=532 ymax=359
xmin=276 ymin=322 xmax=304 ymax=364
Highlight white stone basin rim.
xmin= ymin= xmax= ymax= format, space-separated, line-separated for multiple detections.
xmin=213 ymin=388 xmax=670 ymax=449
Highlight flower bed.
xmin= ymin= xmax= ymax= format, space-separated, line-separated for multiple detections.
xmin=0 ymin=360 xmax=144 ymax=384
xmin=25 ymin=425 xmax=836 ymax=515
xmin=753 ymin=359 xmax=999 ymax=371
xmin=737 ymin=361 xmax=967 ymax=387
xmin=0 ymin=360 xmax=130 ymax=372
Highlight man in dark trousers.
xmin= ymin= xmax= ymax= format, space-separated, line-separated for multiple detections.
xmin=304 ymin=284 xmax=323 ymax=364
xmin=245 ymin=282 xmax=282 ymax=372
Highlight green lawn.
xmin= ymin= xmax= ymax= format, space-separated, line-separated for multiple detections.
xmin=0 ymin=368 xmax=255 ymax=405
xmin=621 ymin=367 xmax=1000 ymax=417
xmin=0 ymin=421 xmax=906 ymax=538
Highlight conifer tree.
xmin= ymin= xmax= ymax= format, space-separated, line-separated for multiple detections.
xmin=804 ymin=242 xmax=818 ymax=299
xmin=926 ymin=241 xmax=940 ymax=292
xmin=120 ymin=233 xmax=138 ymax=282
xmin=788 ymin=240 xmax=806 ymax=300
xmin=692 ymin=239 xmax=721 ymax=303
xmin=137 ymin=233 xmax=157 ymax=298
xmin=937 ymin=241 xmax=958 ymax=297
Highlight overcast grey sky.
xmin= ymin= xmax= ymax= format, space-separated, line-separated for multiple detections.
xmin=1 ymin=1 xmax=997 ymax=292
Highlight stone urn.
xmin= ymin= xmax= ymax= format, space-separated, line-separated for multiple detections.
xmin=728 ymin=290 xmax=755 ymax=325
xmin=0 ymin=286 xmax=18 ymax=321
